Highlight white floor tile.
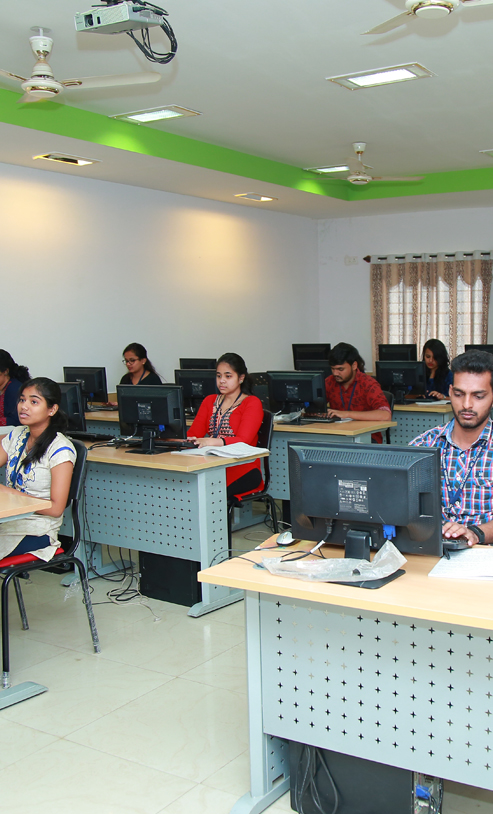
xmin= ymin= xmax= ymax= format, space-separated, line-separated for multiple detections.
xmin=0 ymin=718 xmax=57 ymax=770
xmin=68 ymin=677 xmax=248 ymax=783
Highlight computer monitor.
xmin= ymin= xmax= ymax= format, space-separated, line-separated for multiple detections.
xmin=267 ymin=371 xmax=327 ymax=413
xmin=63 ymin=366 xmax=108 ymax=410
xmin=180 ymin=358 xmax=217 ymax=370
xmin=174 ymin=369 xmax=217 ymax=415
xmin=292 ymin=343 xmax=331 ymax=370
xmin=251 ymin=373 xmax=270 ymax=409
xmin=294 ymin=359 xmax=331 ymax=379
xmin=58 ymin=382 xmax=86 ymax=433
xmin=465 ymin=344 xmax=493 ymax=355
xmin=375 ymin=360 xmax=427 ymax=403
xmin=288 ymin=441 xmax=442 ymax=562
xmin=117 ymin=384 xmax=186 ymax=454
xmin=378 ymin=343 xmax=417 ymax=362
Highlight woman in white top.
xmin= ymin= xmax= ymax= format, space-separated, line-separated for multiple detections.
xmin=0 ymin=377 xmax=76 ymax=561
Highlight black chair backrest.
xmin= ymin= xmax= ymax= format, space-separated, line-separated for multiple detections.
xmin=381 ymin=390 xmax=395 ymax=416
xmin=62 ymin=440 xmax=88 ymax=555
xmin=257 ymin=410 xmax=274 ymax=490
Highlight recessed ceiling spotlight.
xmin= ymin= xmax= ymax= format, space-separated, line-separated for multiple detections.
xmin=327 ymin=63 xmax=434 ymax=90
xmin=234 ymin=193 xmax=277 ymax=202
xmin=304 ymin=165 xmax=350 ymax=174
xmin=32 ymin=153 xmax=101 ymax=166
xmin=111 ymin=105 xmax=201 ymax=124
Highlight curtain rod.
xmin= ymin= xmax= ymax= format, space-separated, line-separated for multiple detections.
xmin=363 ymin=251 xmax=492 ymax=263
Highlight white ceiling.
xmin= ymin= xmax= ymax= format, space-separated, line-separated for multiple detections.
xmin=2 ymin=0 xmax=493 ymax=218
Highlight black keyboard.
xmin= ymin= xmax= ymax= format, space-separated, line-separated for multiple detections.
xmin=68 ymin=431 xmax=116 ymax=442
xmin=299 ymin=416 xmax=342 ymax=425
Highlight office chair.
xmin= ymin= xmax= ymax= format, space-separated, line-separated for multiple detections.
xmin=0 ymin=440 xmax=100 ymax=696
xmin=381 ymin=390 xmax=395 ymax=444
xmin=227 ymin=409 xmax=279 ymax=557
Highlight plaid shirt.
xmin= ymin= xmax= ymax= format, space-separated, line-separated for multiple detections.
xmin=410 ymin=418 xmax=493 ymax=525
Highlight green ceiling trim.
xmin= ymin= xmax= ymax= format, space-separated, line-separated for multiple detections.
xmin=1 ymin=88 xmax=492 ymax=202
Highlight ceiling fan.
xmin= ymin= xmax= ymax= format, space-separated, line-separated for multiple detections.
xmin=314 ymin=143 xmax=424 ymax=186
xmin=0 ymin=27 xmax=160 ymax=103
xmin=362 ymin=0 xmax=493 ymax=35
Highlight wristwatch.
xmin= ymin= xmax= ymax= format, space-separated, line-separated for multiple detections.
xmin=467 ymin=524 xmax=486 ymax=544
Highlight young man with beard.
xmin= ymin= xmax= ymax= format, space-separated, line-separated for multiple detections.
xmin=410 ymin=349 xmax=493 ymax=547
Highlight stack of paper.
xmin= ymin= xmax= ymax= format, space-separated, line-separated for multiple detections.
xmin=429 ymin=548 xmax=493 ymax=579
xmin=171 ymin=442 xmax=269 ymax=459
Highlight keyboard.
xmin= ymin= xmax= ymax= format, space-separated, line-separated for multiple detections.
xmin=300 ymin=416 xmax=342 ymax=425
xmin=68 ymin=431 xmax=116 ymax=442
xmin=86 ymin=405 xmax=118 ymax=412
xmin=124 ymin=439 xmax=198 ymax=454
xmin=442 ymin=536 xmax=470 ymax=551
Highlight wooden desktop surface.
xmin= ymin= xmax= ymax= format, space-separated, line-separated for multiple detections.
xmin=85 ymin=441 xmax=267 ymax=473
xmin=273 ymin=418 xmax=396 ymax=436
xmin=394 ymin=403 xmax=453 ymax=414
xmin=199 ymin=538 xmax=493 ymax=630
xmin=0 ymin=490 xmax=51 ymax=520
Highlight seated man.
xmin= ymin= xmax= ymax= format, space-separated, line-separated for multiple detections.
xmin=410 ymin=349 xmax=493 ymax=547
xmin=325 ymin=342 xmax=392 ymax=443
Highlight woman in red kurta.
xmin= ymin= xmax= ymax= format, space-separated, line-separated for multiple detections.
xmin=187 ymin=353 xmax=264 ymax=499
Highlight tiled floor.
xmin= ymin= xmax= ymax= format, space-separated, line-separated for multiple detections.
xmin=1 ymin=526 xmax=493 ymax=813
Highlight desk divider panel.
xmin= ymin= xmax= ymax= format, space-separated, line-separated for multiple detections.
xmin=258 ymin=594 xmax=493 ymax=790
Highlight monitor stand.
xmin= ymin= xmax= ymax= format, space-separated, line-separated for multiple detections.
xmin=341 ymin=529 xmax=405 ymax=590
xmin=126 ymin=428 xmax=166 ymax=455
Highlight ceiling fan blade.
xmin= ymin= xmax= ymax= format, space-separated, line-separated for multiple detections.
xmin=17 ymin=92 xmax=45 ymax=104
xmin=0 ymin=69 xmax=27 ymax=83
xmin=372 ymin=176 xmax=425 ymax=182
xmin=61 ymin=71 xmax=161 ymax=91
xmin=361 ymin=12 xmax=412 ymax=34
xmin=462 ymin=0 xmax=493 ymax=6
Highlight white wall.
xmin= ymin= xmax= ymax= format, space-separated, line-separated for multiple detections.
xmin=0 ymin=162 xmax=319 ymax=391
xmin=318 ymin=208 xmax=493 ymax=368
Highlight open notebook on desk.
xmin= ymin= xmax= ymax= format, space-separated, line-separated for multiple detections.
xmin=171 ymin=442 xmax=269 ymax=458
xmin=429 ymin=547 xmax=493 ymax=579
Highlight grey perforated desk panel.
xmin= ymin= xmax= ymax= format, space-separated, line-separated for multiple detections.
xmin=391 ymin=404 xmax=453 ymax=444
xmin=64 ymin=444 xmax=266 ymax=617
xmin=200 ymin=545 xmax=493 ymax=813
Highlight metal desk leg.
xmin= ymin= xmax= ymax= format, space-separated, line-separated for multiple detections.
xmin=229 ymin=591 xmax=289 ymax=813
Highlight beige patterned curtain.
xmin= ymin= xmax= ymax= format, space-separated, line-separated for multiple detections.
xmin=370 ymin=252 xmax=493 ymax=362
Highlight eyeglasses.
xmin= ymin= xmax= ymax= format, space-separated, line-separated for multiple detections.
xmin=123 ymin=358 xmax=140 ymax=365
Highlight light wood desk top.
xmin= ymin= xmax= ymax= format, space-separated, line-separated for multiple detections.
xmin=86 ymin=442 xmax=267 ymax=473
xmin=394 ymin=403 xmax=452 ymax=414
xmin=199 ymin=538 xmax=493 ymax=630
xmin=85 ymin=410 xmax=119 ymax=422
xmin=0 ymin=490 xmax=51 ymax=520
xmin=273 ymin=419 xmax=396 ymax=436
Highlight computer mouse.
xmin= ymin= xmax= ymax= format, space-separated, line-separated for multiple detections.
xmin=276 ymin=531 xmax=298 ymax=546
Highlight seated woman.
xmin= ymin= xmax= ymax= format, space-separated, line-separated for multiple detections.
xmin=423 ymin=339 xmax=453 ymax=399
xmin=120 ymin=343 xmax=162 ymax=386
xmin=187 ymin=353 xmax=264 ymax=499
xmin=0 ymin=378 xmax=76 ymax=561
xmin=0 ymin=349 xmax=30 ymax=427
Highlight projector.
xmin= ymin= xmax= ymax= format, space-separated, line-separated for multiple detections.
xmin=75 ymin=2 xmax=162 ymax=34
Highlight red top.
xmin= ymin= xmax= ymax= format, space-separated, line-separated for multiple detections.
xmin=188 ymin=394 xmax=264 ymax=495
xmin=325 ymin=369 xmax=391 ymax=444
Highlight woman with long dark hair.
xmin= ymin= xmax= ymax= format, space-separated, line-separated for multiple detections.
xmin=187 ymin=352 xmax=264 ymax=499
xmin=422 ymin=339 xmax=453 ymax=399
xmin=119 ymin=343 xmax=161 ymax=386
xmin=0 ymin=349 xmax=30 ymax=426
xmin=0 ymin=378 xmax=75 ymax=560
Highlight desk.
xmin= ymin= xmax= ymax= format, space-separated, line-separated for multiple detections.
xmin=270 ymin=420 xmax=397 ymax=501
xmin=69 ymin=444 xmax=266 ymax=617
xmin=391 ymin=403 xmax=453 ymax=444
xmin=85 ymin=410 xmax=120 ymax=436
xmin=0 ymin=491 xmax=50 ymax=523
xmin=200 ymin=544 xmax=493 ymax=813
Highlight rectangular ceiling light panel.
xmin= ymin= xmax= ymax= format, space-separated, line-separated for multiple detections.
xmin=327 ymin=63 xmax=435 ymax=90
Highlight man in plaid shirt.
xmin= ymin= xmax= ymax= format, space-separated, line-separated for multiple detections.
xmin=411 ymin=350 xmax=493 ymax=548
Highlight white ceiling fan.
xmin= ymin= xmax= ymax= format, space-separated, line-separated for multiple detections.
xmin=315 ymin=143 xmax=424 ymax=186
xmin=0 ymin=27 xmax=160 ymax=103
xmin=362 ymin=0 xmax=493 ymax=35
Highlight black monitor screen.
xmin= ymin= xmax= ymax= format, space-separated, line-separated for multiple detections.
xmin=117 ymin=384 xmax=186 ymax=454
xmin=174 ymin=369 xmax=217 ymax=414
xmin=58 ymin=382 xmax=86 ymax=433
xmin=292 ymin=343 xmax=331 ymax=367
xmin=375 ymin=361 xmax=426 ymax=403
xmin=378 ymin=343 xmax=417 ymax=362
xmin=63 ymin=367 xmax=108 ymax=406
xmin=465 ymin=344 xmax=493 ymax=355
xmin=180 ymin=358 xmax=217 ymax=370
xmin=288 ymin=441 xmax=442 ymax=557
xmin=267 ymin=371 xmax=326 ymax=413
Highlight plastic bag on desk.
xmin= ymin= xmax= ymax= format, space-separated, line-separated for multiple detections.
xmin=262 ymin=540 xmax=407 ymax=583
xmin=273 ymin=411 xmax=303 ymax=424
